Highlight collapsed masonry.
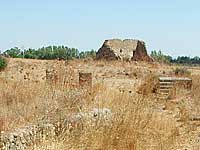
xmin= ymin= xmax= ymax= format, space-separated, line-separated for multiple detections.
xmin=96 ymin=39 xmax=153 ymax=61
xmin=158 ymin=77 xmax=192 ymax=100
xmin=0 ymin=108 xmax=112 ymax=150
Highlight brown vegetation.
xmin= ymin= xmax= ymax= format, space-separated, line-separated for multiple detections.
xmin=0 ymin=58 xmax=200 ymax=149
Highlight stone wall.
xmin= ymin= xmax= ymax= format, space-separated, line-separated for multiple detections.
xmin=175 ymin=79 xmax=192 ymax=90
xmin=96 ymin=39 xmax=153 ymax=62
xmin=132 ymin=41 xmax=153 ymax=62
xmin=0 ymin=123 xmax=55 ymax=150
xmin=0 ymin=108 xmax=112 ymax=150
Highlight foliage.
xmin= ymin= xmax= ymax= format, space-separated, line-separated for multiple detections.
xmin=173 ymin=67 xmax=191 ymax=76
xmin=2 ymin=46 xmax=200 ymax=66
xmin=151 ymin=50 xmax=172 ymax=63
xmin=79 ymin=49 xmax=96 ymax=59
xmin=3 ymin=47 xmax=22 ymax=58
xmin=151 ymin=50 xmax=200 ymax=65
xmin=0 ymin=56 xmax=7 ymax=71
xmin=172 ymin=56 xmax=200 ymax=65
xmin=3 ymin=46 xmax=96 ymax=60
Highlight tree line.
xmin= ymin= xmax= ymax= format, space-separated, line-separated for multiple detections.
xmin=1 ymin=46 xmax=200 ymax=65
xmin=2 ymin=46 xmax=96 ymax=60
xmin=151 ymin=50 xmax=200 ymax=65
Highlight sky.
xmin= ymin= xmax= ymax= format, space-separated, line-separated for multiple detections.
xmin=0 ymin=0 xmax=200 ymax=57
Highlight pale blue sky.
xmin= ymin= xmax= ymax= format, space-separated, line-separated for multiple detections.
xmin=0 ymin=0 xmax=199 ymax=56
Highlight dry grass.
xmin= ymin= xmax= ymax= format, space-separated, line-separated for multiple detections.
xmin=190 ymin=75 xmax=200 ymax=115
xmin=30 ymin=81 xmax=177 ymax=149
xmin=1 ymin=59 xmax=200 ymax=149
xmin=33 ymin=88 xmax=177 ymax=150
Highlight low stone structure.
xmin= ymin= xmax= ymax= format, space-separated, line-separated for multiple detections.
xmin=96 ymin=39 xmax=153 ymax=61
xmin=158 ymin=77 xmax=192 ymax=100
xmin=0 ymin=123 xmax=56 ymax=150
xmin=64 ymin=108 xmax=112 ymax=128
xmin=159 ymin=77 xmax=192 ymax=89
xmin=0 ymin=108 xmax=112 ymax=150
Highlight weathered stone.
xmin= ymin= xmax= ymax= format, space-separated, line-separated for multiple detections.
xmin=158 ymin=77 xmax=192 ymax=100
xmin=0 ymin=109 xmax=112 ymax=150
xmin=63 ymin=108 xmax=112 ymax=129
xmin=0 ymin=123 xmax=56 ymax=150
xmin=159 ymin=77 xmax=192 ymax=90
xmin=96 ymin=39 xmax=153 ymax=61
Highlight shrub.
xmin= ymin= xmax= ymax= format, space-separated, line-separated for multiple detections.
xmin=0 ymin=56 xmax=7 ymax=71
xmin=151 ymin=50 xmax=172 ymax=63
xmin=137 ymin=74 xmax=159 ymax=95
xmin=173 ymin=67 xmax=191 ymax=76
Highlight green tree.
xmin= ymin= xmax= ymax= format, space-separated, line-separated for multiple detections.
xmin=151 ymin=50 xmax=172 ymax=63
xmin=79 ymin=49 xmax=96 ymax=59
xmin=0 ymin=56 xmax=7 ymax=71
xmin=24 ymin=48 xmax=38 ymax=59
xmin=4 ymin=47 xmax=22 ymax=58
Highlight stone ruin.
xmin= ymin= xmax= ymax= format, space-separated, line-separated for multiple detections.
xmin=158 ymin=77 xmax=192 ymax=100
xmin=0 ymin=123 xmax=56 ymax=150
xmin=0 ymin=108 xmax=112 ymax=150
xmin=96 ymin=39 xmax=153 ymax=61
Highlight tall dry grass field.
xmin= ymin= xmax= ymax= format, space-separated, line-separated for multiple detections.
xmin=1 ymin=59 xmax=200 ymax=149
xmin=31 ymin=77 xmax=177 ymax=149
